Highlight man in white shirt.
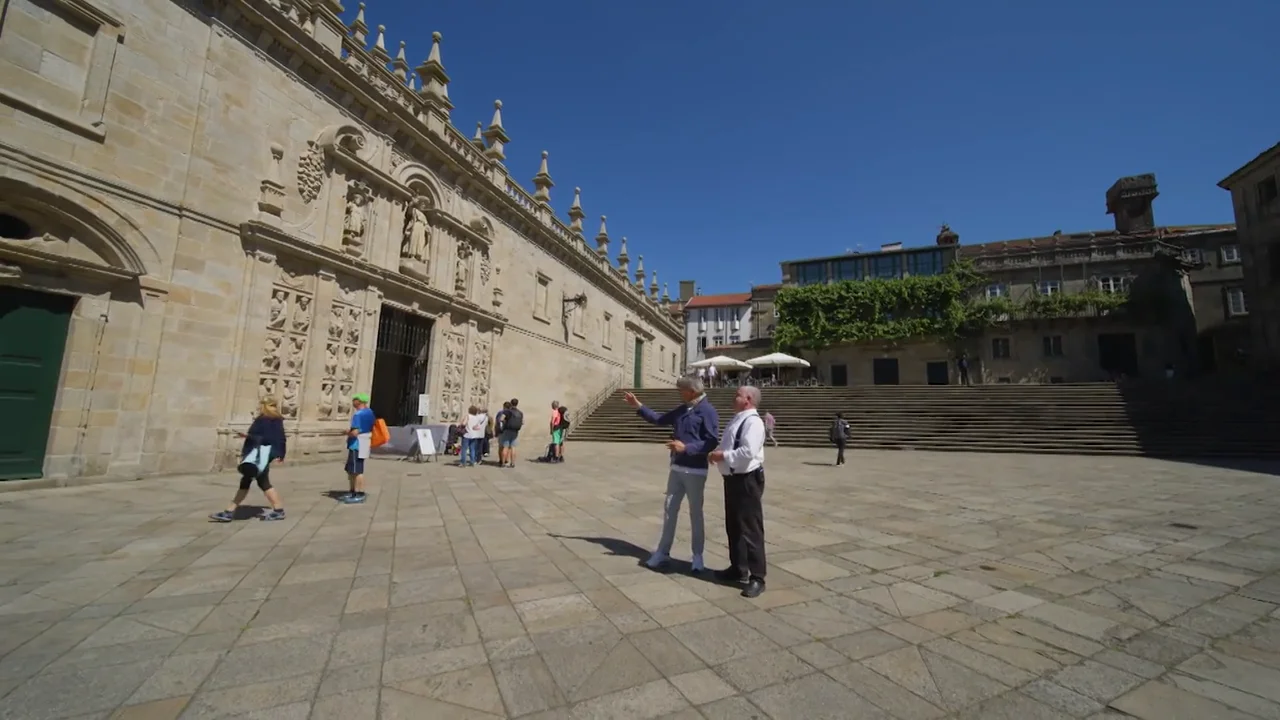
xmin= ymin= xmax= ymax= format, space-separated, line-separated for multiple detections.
xmin=708 ymin=385 xmax=768 ymax=598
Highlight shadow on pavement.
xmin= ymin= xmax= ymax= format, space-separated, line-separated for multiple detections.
xmin=547 ymin=534 xmax=733 ymax=586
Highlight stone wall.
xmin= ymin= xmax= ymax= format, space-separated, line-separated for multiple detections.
xmin=0 ymin=0 xmax=681 ymax=482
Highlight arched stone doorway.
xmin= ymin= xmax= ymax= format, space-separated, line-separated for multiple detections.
xmin=0 ymin=179 xmax=160 ymax=481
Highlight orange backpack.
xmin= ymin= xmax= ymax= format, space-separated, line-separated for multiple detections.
xmin=370 ymin=418 xmax=390 ymax=448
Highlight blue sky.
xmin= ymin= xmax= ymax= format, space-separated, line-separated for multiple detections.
xmin=346 ymin=1 xmax=1280 ymax=295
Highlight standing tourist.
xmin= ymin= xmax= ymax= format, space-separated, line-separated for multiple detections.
xmin=956 ymin=353 xmax=971 ymax=386
xmin=763 ymin=410 xmax=778 ymax=447
xmin=548 ymin=401 xmax=565 ymax=463
xmin=709 ymin=385 xmax=768 ymax=598
xmin=343 ymin=393 xmax=375 ymax=504
xmin=624 ymin=376 xmax=720 ymax=572
xmin=830 ymin=412 xmax=849 ymax=466
xmin=499 ymin=398 xmax=523 ymax=467
xmin=707 ymin=363 xmax=719 ymax=389
xmin=211 ymin=398 xmax=287 ymax=522
xmin=460 ymin=405 xmax=487 ymax=466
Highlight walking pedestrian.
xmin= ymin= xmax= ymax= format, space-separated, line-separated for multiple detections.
xmin=211 ymin=398 xmax=287 ymax=522
xmin=709 ymin=385 xmax=768 ymax=598
xmin=763 ymin=410 xmax=778 ymax=447
xmin=830 ymin=412 xmax=849 ymax=466
xmin=624 ymin=375 xmax=720 ymax=573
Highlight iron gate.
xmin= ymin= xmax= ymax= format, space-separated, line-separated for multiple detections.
xmin=374 ymin=306 xmax=432 ymax=426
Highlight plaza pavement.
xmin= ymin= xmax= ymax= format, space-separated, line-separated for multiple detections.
xmin=0 ymin=444 xmax=1279 ymax=719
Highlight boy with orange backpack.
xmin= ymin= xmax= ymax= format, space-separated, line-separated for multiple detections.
xmin=343 ymin=393 xmax=388 ymax=504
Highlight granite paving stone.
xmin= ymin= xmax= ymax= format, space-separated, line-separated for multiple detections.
xmin=0 ymin=445 xmax=1276 ymax=718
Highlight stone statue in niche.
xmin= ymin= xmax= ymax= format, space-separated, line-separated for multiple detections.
xmin=342 ymin=181 xmax=371 ymax=256
xmin=328 ymin=305 xmax=344 ymax=340
xmin=324 ymin=343 xmax=338 ymax=378
xmin=337 ymin=383 xmax=353 ymax=417
xmin=402 ymin=197 xmax=431 ymax=260
xmin=346 ymin=308 xmax=361 ymax=344
xmin=454 ymin=243 xmax=471 ymax=296
xmin=291 ymin=295 xmax=311 ymax=333
xmin=268 ymin=290 xmax=288 ymax=330
xmin=285 ymin=336 xmax=307 ymax=376
xmin=318 ymin=381 xmax=335 ymax=419
xmin=341 ymin=346 xmax=356 ymax=381
xmin=281 ymin=380 xmax=299 ymax=418
xmin=262 ymin=334 xmax=282 ymax=372
xmin=259 ymin=377 xmax=277 ymax=401
xmin=478 ymin=250 xmax=492 ymax=286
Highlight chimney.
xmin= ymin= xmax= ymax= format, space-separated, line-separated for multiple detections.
xmin=1106 ymin=174 xmax=1158 ymax=235
xmin=678 ymin=280 xmax=696 ymax=302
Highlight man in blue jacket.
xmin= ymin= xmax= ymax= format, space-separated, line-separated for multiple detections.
xmin=624 ymin=375 xmax=720 ymax=573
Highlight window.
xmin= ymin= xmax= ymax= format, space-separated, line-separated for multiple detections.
xmin=835 ymin=259 xmax=863 ymax=281
xmin=1042 ymin=335 xmax=1064 ymax=357
xmin=1258 ymin=176 xmax=1278 ymax=206
xmin=728 ymin=334 xmax=740 ymax=344
xmin=1098 ymin=276 xmax=1128 ymax=294
xmin=602 ymin=312 xmax=613 ymax=348
xmin=1221 ymin=245 xmax=1241 ymax=264
xmin=907 ymin=251 xmax=943 ymax=277
xmin=872 ymin=254 xmax=900 ymax=279
xmin=795 ymin=262 xmax=825 ymax=285
xmin=1226 ymin=288 xmax=1248 ymax=316
xmin=1038 ymin=280 xmax=1061 ymax=295
xmin=991 ymin=338 xmax=1011 ymax=359
xmin=697 ymin=336 xmax=708 ymax=353
xmin=711 ymin=335 xmax=723 ymax=347
xmin=986 ymin=283 xmax=1008 ymax=299
xmin=1180 ymin=247 xmax=1203 ymax=264
xmin=534 ymin=273 xmax=551 ymax=321
xmin=659 ymin=345 xmax=666 ymax=371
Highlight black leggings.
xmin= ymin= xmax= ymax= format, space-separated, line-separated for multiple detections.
xmin=239 ymin=466 xmax=272 ymax=492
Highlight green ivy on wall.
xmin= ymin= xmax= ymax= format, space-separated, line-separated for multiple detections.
xmin=774 ymin=261 xmax=1131 ymax=350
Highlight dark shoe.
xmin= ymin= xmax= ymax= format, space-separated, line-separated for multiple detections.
xmin=715 ymin=568 xmax=748 ymax=584
xmin=741 ymin=578 xmax=765 ymax=598
xmin=209 ymin=510 xmax=234 ymax=523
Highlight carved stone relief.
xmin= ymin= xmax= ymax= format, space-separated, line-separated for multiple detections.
xmin=400 ymin=195 xmax=432 ymax=282
xmin=260 ymin=267 xmax=315 ymax=420
xmin=317 ymin=278 xmax=365 ymax=420
xmin=342 ymin=180 xmax=372 ymax=257
xmin=454 ymin=241 xmax=472 ymax=297
xmin=297 ymin=141 xmax=325 ymax=205
xmin=478 ymin=249 xmax=491 ymax=286
xmin=440 ymin=330 xmax=466 ymax=422
xmin=469 ymin=335 xmax=492 ymax=411
xmin=492 ymin=266 xmax=503 ymax=309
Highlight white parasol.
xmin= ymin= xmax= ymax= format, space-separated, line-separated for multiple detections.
xmin=744 ymin=352 xmax=811 ymax=368
xmin=689 ymin=355 xmax=754 ymax=370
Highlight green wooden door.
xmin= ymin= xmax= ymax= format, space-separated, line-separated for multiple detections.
xmin=0 ymin=287 xmax=74 ymax=480
xmin=633 ymin=339 xmax=643 ymax=389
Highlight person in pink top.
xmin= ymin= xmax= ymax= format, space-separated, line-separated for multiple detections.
xmin=763 ymin=411 xmax=778 ymax=447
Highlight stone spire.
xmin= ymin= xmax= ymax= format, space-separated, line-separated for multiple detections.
xmin=568 ymin=187 xmax=585 ymax=235
xmin=616 ymin=237 xmax=630 ymax=274
xmin=634 ymin=255 xmax=646 ymax=289
xmin=471 ymin=122 xmax=485 ymax=151
xmin=349 ymin=3 xmax=369 ymax=45
xmin=594 ymin=215 xmax=610 ymax=256
xmin=482 ymin=100 xmax=509 ymax=162
xmin=415 ymin=32 xmax=452 ymax=115
xmin=650 ymin=270 xmax=659 ymax=300
xmin=662 ymin=283 xmax=670 ymax=304
xmin=392 ymin=41 xmax=409 ymax=81
xmin=532 ymin=151 xmax=554 ymax=204
xmin=371 ymin=25 xmax=390 ymax=63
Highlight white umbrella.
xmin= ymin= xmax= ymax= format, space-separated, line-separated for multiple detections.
xmin=689 ymin=355 xmax=753 ymax=370
xmin=745 ymin=352 xmax=811 ymax=368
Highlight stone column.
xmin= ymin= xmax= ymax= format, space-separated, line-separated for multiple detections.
xmin=111 ymin=284 xmax=167 ymax=476
xmin=356 ymin=286 xmax=381 ymax=396
xmin=304 ymin=269 xmax=341 ymax=421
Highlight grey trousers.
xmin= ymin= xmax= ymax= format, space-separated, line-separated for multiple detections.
xmin=657 ymin=468 xmax=707 ymax=556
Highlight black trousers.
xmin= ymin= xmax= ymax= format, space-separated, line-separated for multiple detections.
xmin=958 ymin=368 xmax=970 ymax=385
xmin=724 ymin=469 xmax=767 ymax=580
xmin=835 ymin=440 xmax=846 ymax=465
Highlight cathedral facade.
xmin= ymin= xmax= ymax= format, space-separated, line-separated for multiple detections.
xmin=0 ymin=0 xmax=682 ymax=482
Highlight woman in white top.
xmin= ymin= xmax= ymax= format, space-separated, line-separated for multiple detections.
xmin=461 ymin=405 xmax=488 ymax=467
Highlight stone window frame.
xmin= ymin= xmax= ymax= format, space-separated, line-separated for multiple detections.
xmin=1220 ymin=244 xmax=1242 ymax=265
xmin=1225 ymin=287 xmax=1248 ymax=317
xmin=1038 ymin=280 xmax=1061 ymax=296
xmin=1042 ymin=335 xmax=1065 ymax=358
xmin=0 ymin=0 xmax=126 ymax=142
xmin=990 ymin=337 xmax=1012 ymax=360
xmin=602 ymin=311 xmax=613 ymax=348
xmin=532 ymin=271 xmax=552 ymax=324
xmin=1097 ymin=276 xmax=1129 ymax=294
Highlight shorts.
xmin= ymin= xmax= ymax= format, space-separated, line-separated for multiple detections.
xmin=344 ymin=449 xmax=365 ymax=475
xmin=499 ymin=430 xmax=519 ymax=448
xmin=551 ymin=429 xmax=564 ymax=445
xmin=239 ymin=465 xmax=272 ymax=492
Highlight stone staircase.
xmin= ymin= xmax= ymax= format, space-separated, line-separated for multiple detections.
xmin=571 ymin=383 xmax=1280 ymax=458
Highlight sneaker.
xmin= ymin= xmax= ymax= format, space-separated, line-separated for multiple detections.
xmin=645 ymin=551 xmax=669 ymax=569
xmin=260 ymin=509 xmax=286 ymax=521
xmin=209 ymin=510 xmax=234 ymax=523
xmin=342 ymin=494 xmax=367 ymax=504
xmin=690 ymin=554 xmax=706 ymax=573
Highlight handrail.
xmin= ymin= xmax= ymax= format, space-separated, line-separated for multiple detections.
xmin=567 ymin=374 xmax=623 ymax=438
